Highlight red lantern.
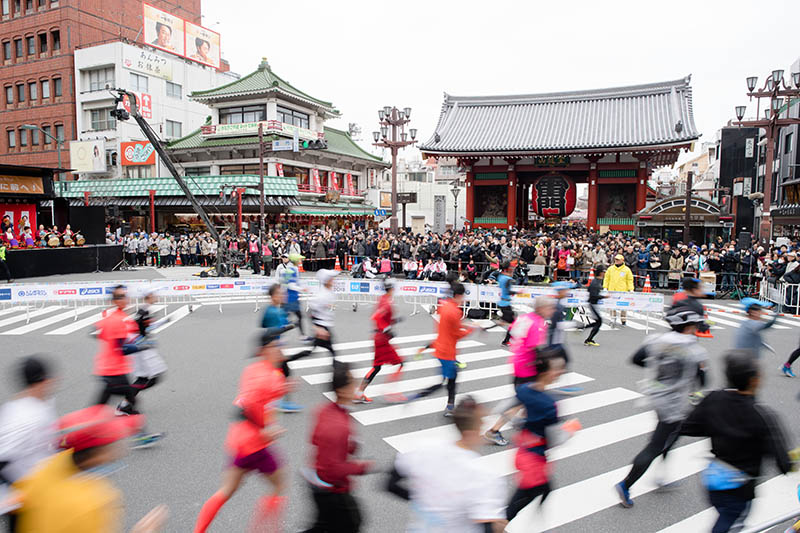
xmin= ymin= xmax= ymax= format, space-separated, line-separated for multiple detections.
xmin=530 ymin=173 xmax=577 ymax=218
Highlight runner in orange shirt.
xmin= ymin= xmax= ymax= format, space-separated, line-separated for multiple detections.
xmin=406 ymin=282 xmax=474 ymax=416
xmin=194 ymin=327 xmax=292 ymax=533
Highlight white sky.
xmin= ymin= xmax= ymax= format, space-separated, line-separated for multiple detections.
xmin=202 ymin=0 xmax=800 ymax=166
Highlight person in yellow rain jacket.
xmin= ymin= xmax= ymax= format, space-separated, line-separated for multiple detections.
xmin=603 ymin=254 xmax=634 ymax=325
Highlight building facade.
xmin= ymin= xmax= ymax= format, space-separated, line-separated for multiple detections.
xmin=0 ymin=0 xmax=204 ymax=173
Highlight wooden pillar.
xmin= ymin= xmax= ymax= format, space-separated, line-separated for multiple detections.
xmin=587 ymin=161 xmax=598 ymax=229
xmin=507 ymin=165 xmax=517 ymax=229
xmin=635 ymin=160 xmax=647 ymax=212
xmin=236 ymin=187 xmax=245 ymax=234
xmin=465 ymin=169 xmax=474 ymax=226
xmin=148 ymin=190 xmax=155 ymax=233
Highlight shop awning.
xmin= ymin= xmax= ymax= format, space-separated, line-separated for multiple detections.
xmin=289 ymin=203 xmax=385 ymax=216
xmin=54 ymin=195 xmax=299 ymax=208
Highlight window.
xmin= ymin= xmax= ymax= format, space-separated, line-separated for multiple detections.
xmin=126 ymin=165 xmax=152 ymax=179
xmin=30 ymin=128 xmax=39 ymax=145
xmin=90 ymin=108 xmax=116 ymax=131
xmin=277 ymin=105 xmax=309 ymax=129
xmin=184 ymin=166 xmax=210 ymax=176
xmin=14 ymin=38 xmax=22 ymax=58
xmin=42 ymin=125 xmax=51 ymax=143
xmin=4 ymin=86 xmax=12 ymax=105
xmin=54 ymin=124 xmax=63 ymax=141
xmin=50 ymin=30 xmax=59 ymax=51
xmin=12 ymin=0 xmax=18 ymax=13
xmin=38 ymin=33 xmax=46 ymax=53
xmin=219 ymin=105 xmax=266 ymax=124
xmin=165 ymin=81 xmax=181 ymax=99
xmin=220 ymin=164 xmax=261 ymax=175
xmin=2 ymin=42 xmax=10 ymax=60
xmin=25 ymin=36 xmax=34 ymax=55
xmin=37 ymin=0 xmax=44 ymax=7
xmin=1 ymin=0 xmax=8 ymax=16
xmin=16 ymin=83 xmax=24 ymax=102
xmin=7 ymin=130 xmax=15 ymax=149
xmin=40 ymin=79 xmax=49 ymax=98
xmin=786 ymin=132 xmax=793 ymax=155
xmin=165 ymin=119 xmax=181 ymax=138
xmin=53 ymin=77 xmax=61 ymax=96
xmin=129 ymin=72 xmax=147 ymax=93
xmin=25 ymin=0 xmax=31 ymax=10
xmin=87 ymin=67 xmax=114 ymax=92
xmin=28 ymin=81 xmax=36 ymax=100
xmin=19 ymin=128 xmax=27 ymax=146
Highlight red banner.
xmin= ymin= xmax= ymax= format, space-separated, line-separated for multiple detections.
xmin=345 ymin=173 xmax=354 ymax=195
xmin=330 ymin=172 xmax=340 ymax=191
xmin=120 ymin=141 xmax=156 ymax=166
xmin=311 ymin=169 xmax=322 ymax=193
xmin=122 ymin=92 xmax=153 ymax=119
xmin=276 ymin=163 xmax=284 ymax=177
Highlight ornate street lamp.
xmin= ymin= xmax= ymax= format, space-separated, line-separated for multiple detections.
xmin=373 ymin=107 xmax=417 ymax=233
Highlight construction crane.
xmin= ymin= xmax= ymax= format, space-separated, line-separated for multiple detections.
xmin=109 ymin=88 xmax=243 ymax=277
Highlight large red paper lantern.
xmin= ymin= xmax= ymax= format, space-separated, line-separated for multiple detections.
xmin=530 ymin=173 xmax=577 ymax=218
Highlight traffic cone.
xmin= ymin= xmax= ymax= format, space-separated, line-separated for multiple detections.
xmin=346 ymin=254 xmax=353 ymax=271
xmin=643 ymin=274 xmax=652 ymax=293
xmin=458 ymin=260 xmax=462 ymax=273
xmin=298 ymin=260 xmax=305 ymax=273
xmin=417 ymin=261 xmax=424 ymax=279
xmin=176 ymin=254 xmax=182 ymax=266
xmin=585 ymin=268 xmax=594 ymax=287
xmin=334 ymin=255 xmax=342 ymax=271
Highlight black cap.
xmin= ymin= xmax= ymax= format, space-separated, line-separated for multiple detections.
xmin=21 ymin=355 xmax=50 ymax=386
xmin=258 ymin=325 xmax=294 ymax=350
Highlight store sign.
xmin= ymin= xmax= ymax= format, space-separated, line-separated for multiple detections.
xmin=433 ymin=195 xmax=446 ymax=233
xmin=380 ymin=191 xmax=392 ymax=208
xmin=276 ymin=163 xmax=284 ymax=177
xmin=534 ymin=156 xmax=570 ymax=167
xmin=200 ymin=120 xmax=322 ymax=141
xmin=121 ymin=92 xmax=153 ymax=119
xmin=69 ymin=140 xmax=106 ymax=173
xmin=745 ymin=138 xmax=755 ymax=158
xmin=120 ymin=141 xmax=156 ymax=166
xmin=397 ymin=192 xmax=417 ymax=204
xmin=0 ymin=176 xmax=44 ymax=195
xmin=311 ymin=169 xmax=322 ymax=193
xmin=122 ymin=45 xmax=173 ymax=81
xmin=530 ymin=173 xmax=576 ymax=218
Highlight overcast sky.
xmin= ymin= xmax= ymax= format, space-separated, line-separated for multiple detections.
xmin=203 ymin=0 xmax=800 ymax=166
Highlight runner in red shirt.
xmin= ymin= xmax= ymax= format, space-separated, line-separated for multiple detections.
xmin=354 ymin=280 xmax=404 ymax=404
xmin=194 ymin=328 xmax=291 ymax=533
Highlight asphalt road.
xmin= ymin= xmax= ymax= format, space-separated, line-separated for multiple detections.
xmin=1 ymin=279 xmax=799 ymax=532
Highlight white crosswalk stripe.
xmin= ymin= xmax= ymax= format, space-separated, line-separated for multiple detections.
xmin=1 ymin=306 xmax=98 ymax=335
xmin=283 ymin=333 xmax=438 ymax=356
xmin=0 ymin=306 xmax=63 ymax=328
xmin=45 ymin=305 xmax=165 ymax=335
xmin=705 ymin=309 xmax=790 ymax=329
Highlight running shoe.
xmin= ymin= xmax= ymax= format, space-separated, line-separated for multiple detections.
xmin=621 ymin=319 xmax=627 ymax=325
xmin=414 ymin=348 xmax=426 ymax=361
xmin=689 ymin=391 xmax=705 ymax=406
xmin=353 ymin=394 xmax=373 ymax=404
xmin=115 ymin=403 xmax=140 ymax=416
xmin=556 ymin=386 xmax=583 ymax=395
xmin=500 ymin=340 xmax=510 ymax=347
xmin=383 ymin=392 xmax=408 ymax=404
xmin=782 ymin=364 xmax=797 ymax=378
xmin=615 ymin=481 xmax=633 ymax=508
xmin=443 ymin=404 xmax=455 ymax=417
xmin=277 ymin=399 xmax=304 ymax=413
xmin=455 ymin=360 xmax=468 ymax=369
xmin=483 ymin=430 xmax=509 ymax=446
xmin=131 ymin=432 xmax=164 ymax=449
xmin=584 ymin=340 xmax=600 ymax=347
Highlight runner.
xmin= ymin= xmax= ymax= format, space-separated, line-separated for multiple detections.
xmin=406 ymin=281 xmax=474 ymax=417
xmin=293 ymin=269 xmax=339 ymax=363
xmin=671 ymin=278 xmax=713 ymax=338
xmin=733 ymin=298 xmax=778 ymax=358
xmin=120 ymin=292 xmax=169 ymax=411
xmin=615 ymin=306 xmax=708 ymax=508
xmin=9 ymin=404 xmax=168 ymax=533
xmin=387 ymin=396 xmax=507 ymax=532
xmin=583 ymin=266 xmax=606 ymax=347
xmin=261 ymin=284 xmax=302 ymax=412
xmin=302 ymin=362 xmax=372 ymax=533
xmin=354 ymin=280 xmax=404 ymax=404
xmin=484 ymin=296 xmax=555 ymax=447
xmin=281 ymin=253 xmax=307 ymax=339
xmin=680 ymin=350 xmax=795 ymax=533
xmin=495 ymin=260 xmax=516 ymax=346
xmin=193 ymin=328 xmax=291 ymax=533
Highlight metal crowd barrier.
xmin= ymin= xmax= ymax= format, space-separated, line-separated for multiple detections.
xmin=739 ymin=509 xmax=800 ymax=533
xmin=762 ymin=280 xmax=800 ymax=315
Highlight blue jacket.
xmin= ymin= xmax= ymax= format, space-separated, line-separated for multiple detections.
xmin=261 ymin=304 xmax=289 ymax=330
xmin=497 ymin=273 xmax=513 ymax=307
xmin=637 ymin=251 xmax=650 ymax=268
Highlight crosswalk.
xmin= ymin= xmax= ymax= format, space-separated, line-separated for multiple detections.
xmin=0 ymin=303 xmax=196 ymax=336
xmin=286 ymin=331 xmax=800 ymax=532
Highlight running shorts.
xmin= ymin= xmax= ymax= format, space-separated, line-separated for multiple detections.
xmin=232 ymin=446 xmax=280 ymax=474
xmin=499 ymin=305 xmax=515 ymax=324
xmin=513 ymin=375 xmax=537 ymax=389
xmin=439 ymin=359 xmax=457 ymax=380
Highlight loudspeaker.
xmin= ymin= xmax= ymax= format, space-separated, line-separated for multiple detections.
xmin=68 ymin=207 xmax=105 ymax=244
xmin=737 ymin=231 xmax=752 ymax=251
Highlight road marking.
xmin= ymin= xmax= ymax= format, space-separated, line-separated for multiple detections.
xmin=0 ymin=306 xmax=63 ymax=329
xmin=705 ymin=310 xmax=789 ymax=329
xmin=707 ymin=303 xmax=800 ymax=327
xmin=150 ymin=304 xmax=198 ymax=334
xmin=322 ymin=362 xmax=514 ymax=398
xmin=0 ymin=307 xmax=25 ymax=318
xmin=702 ymin=313 xmax=744 ymax=327
xmin=301 ymin=347 xmax=508 ymax=385
xmin=476 ymin=411 xmax=658 ymax=477
xmin=288 ymin=340 xmax=484 ymax=370
xmin=283 ymin=333 xmax=438 ymax=356
xmin=45 ymin=305 xmax=164 ymax=335
xmin=384 ymin=388 xmax=643 ymax=453
xmin=350 ymin=372 xmax=594 ymax=426
xmin=656 ymin=472 xmax=800 ymax=533
xmin=1 ymin=306 xmax=98 ymax=335
xmin=506 ymin=439 xmax=711 ymax=532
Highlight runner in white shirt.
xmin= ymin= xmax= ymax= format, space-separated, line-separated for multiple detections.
xmin=293 ymin=269 xmax=339 ymax=361
xmin=387 ymin=396 xmax=507 ymax=532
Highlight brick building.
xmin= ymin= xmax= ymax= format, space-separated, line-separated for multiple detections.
xmin=0 ymin=0 xmax=202 ymax=173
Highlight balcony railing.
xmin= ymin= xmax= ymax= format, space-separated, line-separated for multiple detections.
xmin=296 ymin=183 xmax=365 ymax=197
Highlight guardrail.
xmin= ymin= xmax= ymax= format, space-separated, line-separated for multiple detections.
xmin=761 ymin=280 xmax=800 ymax=315
xmin=739 ymin=509 xmax=799 ymax=533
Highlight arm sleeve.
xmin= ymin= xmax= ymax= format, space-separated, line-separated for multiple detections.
xmin=678 ymin=398 xmax=709 ymax=437
xmin=467 ymin=474 xmax=506 ymax=523
xmin=755 ymin=404 xmax=793 ymax=474
xmin=761 ymin=312 xmax=779 ymax=330
xmin=631 ymin=344 xmax=648 ymax=367
xmin=385 ymin=465 xmax=410 ymax=501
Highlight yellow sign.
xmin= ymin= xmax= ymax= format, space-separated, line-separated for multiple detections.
xmin=380 ymin=192 xmax=392 ymax=208
xmin=0 ymin=175 xmax=45 ymax=195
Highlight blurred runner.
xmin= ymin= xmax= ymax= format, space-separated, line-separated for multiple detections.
xmin=193 ymin=328 xmax=291 ymax=533
xmin=261 ymin=284 xmax=302 ymax=413
xmin=354 ymin=280 xmax=404 ymax=404
xmin=671 ymin=278 xmax=713 ymax=339
xmin=281 ymin=253 xmax=307 ymax=339
xmin=293 ymin=269 xmax=340 ymax=362
xmin=733 ymin=298 xmax=778 ymax=358
xmin=122 ymin=292 xmax=169 ymax=410
xmin=583 ymin=266 xmax=606 ymax=347
xmin=9 ymin=404 xmax=168 ymax=533
xmin=615 ymin=307 xmax=708 ymax=508
xmin=387 ymin=396 xmax=507 ymax=532
xmin=495 ymin=261 xmax=516 ymax=347
xmin=406 ymin=282 xmax=475 ymax=417
xmin=680 ymin=351 xmax=796 ymax=533
xmin=302 ymin=362 xmax=372 ymax=533
xmin=0 ymin=356 xmax=57 ymax=531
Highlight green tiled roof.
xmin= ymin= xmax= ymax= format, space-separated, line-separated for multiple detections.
xmin=291 ymin=202 xmax=382 ymax=216
xmin=56 ymin=175 xmax=298 ymax=198
xmin=167 ymin=127 xmax=386 ymax=165
xmin=191 ymin=60 xmax=336 ymax=112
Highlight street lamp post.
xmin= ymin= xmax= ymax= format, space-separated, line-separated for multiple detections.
xmin=450 ymin=180 xmax=461 ymax=231
xmin=732 ymin=70 xmax=800 ymax=241
xmin=373 ymin=107 xmax=416 ymax=233
xmin=22 ymin=124 xmax=62 ymax=226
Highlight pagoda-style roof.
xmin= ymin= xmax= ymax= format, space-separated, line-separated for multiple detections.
xmin=420 ymin=76 xmax=700 ymax=156
xmin=191 ymin=59 xmax=339 ymax=117
xmin=167 ymin=126 xmax=387 ymax=165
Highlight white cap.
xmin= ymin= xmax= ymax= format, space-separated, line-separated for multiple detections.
xmin=316 ymin=269 xmax=339 ymax=284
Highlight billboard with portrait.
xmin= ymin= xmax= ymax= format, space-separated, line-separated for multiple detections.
xmin=184 ymin=21 xmax=220 ymax=69
xmin=69 ymin=140 xmax=106 ymax=173
xmin=143 ymin=3 xmax=185 ymax=57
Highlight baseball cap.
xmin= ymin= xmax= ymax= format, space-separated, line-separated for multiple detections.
xmin=317 ymin=269 xmax=339 ymax=284
xmin=288 ymin=253 xmax=304 ymax=263
xmin=20 ymin=355 xmax=51 ymax=386
xmin=551 ymin=281 xmax=576 ymax=290
xmin=665 ymin=306 xmax=704 ymax=327
xmin=58 ymin=405 xmax=142 ymax=451
xmin=741 ymin=297 xmax=772 ymax=312
xmin=614 ymin=254 xmax=625 ymax=260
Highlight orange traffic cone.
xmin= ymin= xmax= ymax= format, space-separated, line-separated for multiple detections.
xmin=334 ymin=255 xmax=342 ymax=271
xmin=298 ymin=260 xmax=305 ymax=273
xmin=176 ymin=254 xmax=182 ymax=266
xmin=346 ymin=254 xmax=353 ymax=271
xmin=417 ymin=261 xmax=424 ymax=279
xmin=585 ymin=268 xmax=594 ymax=287
xmin=642 ymin=274 xmax=652 ymax=293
